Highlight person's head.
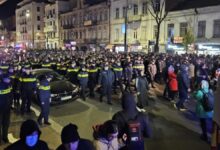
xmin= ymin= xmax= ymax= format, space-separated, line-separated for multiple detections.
xmin=104 ymin=64 xmax=109 ymax=71
xmin=140 ymin=70 xmax=145 ymax=76
xmin=121 ymin=92 xmax=137 ymax=113
xmin=61 ymin=124 xmax=80 ymax=150
xmin=100 ymin=120 xmax=118 ymax=142
xmin=201 ymin=80 xmax=209 ymax=90
xmin=2 ymin=74 xmax=10 ymax=83
xmin=20 ymin=120 xmax=41 ymax=147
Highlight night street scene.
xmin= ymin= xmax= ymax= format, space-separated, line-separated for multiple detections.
xmin=0 ymin=0 xmax=220 ymax=150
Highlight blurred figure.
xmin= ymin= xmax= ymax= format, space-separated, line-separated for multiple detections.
xmin=77 ymin=66 xmax=89 ymax=101
xmin=194 ymin=80 xmax=214 ymax=141
xmin=0 ymin=74 xmax=12 ymax=144
xmin=147 ymin=59 xmax=157 ymax=88
xmin=93 ymin=120 xmax=119 ymax=150
xmin=112 ymin=93 xmax=151 ymax=150
xmin=5 ymin=119 xmax=49 ymax=150
xmin=57 ymin=123 xmax=94 ymax=150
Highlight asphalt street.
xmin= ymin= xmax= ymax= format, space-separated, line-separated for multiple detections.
xmin=0 ymin=84 xmax=210 ymax=150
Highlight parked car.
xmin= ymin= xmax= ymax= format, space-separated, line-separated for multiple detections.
xmin=31 ymin=69 xmax=79 ymax=105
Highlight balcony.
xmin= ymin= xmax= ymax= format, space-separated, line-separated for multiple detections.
xmin=62 ymin=25 xmax=74 ymax=29
xmin=44 ymin=26 xmax=57 ymax=32
xmin=128 ymin=15 xmax=141 ymax=23
xmin=84 ymin=38 xmax=97 ymax=44
xmin=84 ymin=20 xmax=97 ymax=26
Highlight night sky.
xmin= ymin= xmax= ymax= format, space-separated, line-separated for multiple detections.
xmin=0 ymin=0 xmax=21 ymax=19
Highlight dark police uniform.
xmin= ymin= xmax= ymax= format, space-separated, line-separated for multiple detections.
xmin=78 ymin=69 xmax=89 ymax=101
xmin=19 ymin=72 xmax=37 ymax=113
xmin=66 ymin=66 xmax=80 ymax=85
xmin=87 ymin=66 xmax=98 ymax=97
xmin=113 ymin=63 xmax=124 ymax=93
xmin=0 ymin=75 xmax=12 ymax=143
xmin=98 ymin=68 xmax=115 ymax=105
xmin=37 ymin=78 xmax=51 ymax=125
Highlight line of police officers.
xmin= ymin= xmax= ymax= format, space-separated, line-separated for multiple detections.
xmin=0 ymin=51 xmax=149 ymax=144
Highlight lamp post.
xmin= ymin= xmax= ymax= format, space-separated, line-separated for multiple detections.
xmin=124 ymin=0 xmax=132 ymax=53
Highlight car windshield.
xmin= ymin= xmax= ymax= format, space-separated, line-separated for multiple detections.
xmin=33 ymin=69 xmax=64 ymax=81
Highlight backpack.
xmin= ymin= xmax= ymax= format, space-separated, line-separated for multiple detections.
xmin=201 ymin=90 xmax=214 ymax=112
xmin=120 ymin=113 xmax=142 ymax=143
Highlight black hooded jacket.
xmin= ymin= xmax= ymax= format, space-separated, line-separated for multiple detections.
xmin=5 ymin=120 xmax=49 ymax=150
xmin=112 ymin=93 xmax=151 ymax=139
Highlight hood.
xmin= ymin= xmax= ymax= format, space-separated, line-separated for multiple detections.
xmin=121 ymin=92 xmax=137 ymax=114
xmin=20 ymin=120 xmax=41 ymax=141
xmin=201 ymin=80 xmax=209 ymax=91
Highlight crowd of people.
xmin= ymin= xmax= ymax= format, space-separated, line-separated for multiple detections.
xmin=0 ymin=48 xmax=220 ymax=149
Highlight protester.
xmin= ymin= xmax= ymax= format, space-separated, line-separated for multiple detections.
xmin=112 ymin=93 xmax=151 ymax=150
xmin=57 ymin=123 xmax=94 ymax=150
xmin=5 ymin=119 xmax=49 ymax=150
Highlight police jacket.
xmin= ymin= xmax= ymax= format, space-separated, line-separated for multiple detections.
xmin=98 ymin=69 xmax=115 ymax=86
xmin=113 ymin=65 xmax=123 ymax=80
xmin=87 ymin=66 xmax=98 ymax=80
xmin=19 ymin=73 xmax=37 ymax=92
xmin=0 ymin=81 xmax=12 ymax=110
xmin=38 ymin=79 xmax=51 ymax=100
xmin=77 ymin=71 xmax=89 ymax=86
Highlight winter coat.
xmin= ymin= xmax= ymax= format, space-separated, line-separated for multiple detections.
xmin=178 ymin=65 xmax=190 ymax=99
xmin=112 ymin=93 xmax=151 ymax=150
xmin=94 ymin=138 xmax=119 ymax=150
xmin=148 ymin=64 xmax=157 ymax=80
xmin=188 ymin=64 xmax=195 ymax=78
xmin=57 ymin=139 xmax=95 ymax=150
xmin=168 ymin=72 xmax=178 ymax=91
xmin=98 ymin=69 xmax=115 ymax=95
xmin=194 ymin=88 xmax=213 ymax=119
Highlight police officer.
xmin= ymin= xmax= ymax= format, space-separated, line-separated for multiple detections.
xmin=20 ymin=67 xmax=37 ymax=114
xmin=0 ymin=74 xmax=12 ymax=144
xmin=78 ymin=66 xmax=89 ymax=101
xmin=37 ymin=75 xmax=52 ymax=126
xmin=87 ymin=62 xmax=98 ymax=98
xmin=113 ymin=61 xmax=124 ymax=94
xmin=124 ymin=62 xmax=133 ymax=92
xmin=41 ymin=59 xmax=51 ymax=68
xmin=66 ymin=61 xmax=79 ymax=85
xmin=98 ymin=63 xmax=115 ymax=105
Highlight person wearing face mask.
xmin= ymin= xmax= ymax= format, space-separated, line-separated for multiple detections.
xmin=87 ymin=62 xmax=98 ymax=98
xmin=0 ymin=74 xmax=12 ymax=144
xmin=135 ymin=70 xmax=150 ymax=112
xmin=66 ymin=62 xmax=80 ymax=85
xmin=77 ymin=66 xmax=89 ymax=101
xmin=57 ymin=123 xmax=94 ymax=150
xmin=113 ymin=61 xmax=124 ymax=94
xmin=37 ymin=75 xmax=52 ymax=126
xmin=19 ymin=67 xmax=37 ymax=114
xmin=97 ymin=64 xmax=115 ymax=105
xmin=5 ymin=119 xmax=49 ymax=150
xmin=93 ymin=120 xmax=119 ymax=150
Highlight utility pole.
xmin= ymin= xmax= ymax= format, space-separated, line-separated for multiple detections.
xmin=124 ymin=0 xmax=128 ymax=52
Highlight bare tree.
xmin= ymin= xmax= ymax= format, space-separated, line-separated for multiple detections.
xmin=148 ymin=0 xmax=168 ymax=53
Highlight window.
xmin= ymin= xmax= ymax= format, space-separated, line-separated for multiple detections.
xmin=37 ymin=7 xmax=40 ymax=12
xmin=115 ymin=8 xmax=119 ymax=19
xmin=142 ymin=2 xmax=148 ymax=14
xmin=37 ymin=16 xmax=40 ymax=21
xmin=180 ymin=22 xmax=188 ymax=37
xmin=115 ymin=28 xmax=119 ymax=41
xmin=123 ymin=7 xmax=126 ymax=18
xmin=197 ymin=21 xmax=206 ymax=38
xmin=213 ymin=19 xmax=220 ymax=38
xmin=104 ymin=11 xmax=108 ymax=21
xmin=133 ymin=4 xmax=138 ymax=15
xmin=37 ymin=25 xmax=40 ymax=30
xmin=167 ymin=24 xmax=174 ymax=38
xmin=154 ymin=25 xmax=158 ymax=39
xmin=53 ymin=9 xmax=55 ymax=14
xmin=134 ymin=30 xmax=137 ymax=39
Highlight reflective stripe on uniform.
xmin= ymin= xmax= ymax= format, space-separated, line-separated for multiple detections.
xmin=0 ymin=66 xmax=9 ymax=69
xmin=87 ymin=69 xmax=98 ymax=73
xmin=0 ymin=88 xmax=11 ymax=95
xmin=10 ymin=75 xmax=15 ymax=79
xmin=113 ymin=68 xmax=123 ymax=72
xmin=42 ymin=64 xmax=51 ymax=67
xmin=78 ymin=74 xmax=88 ymax=78
xmin=20 ymin=78 xmax=36 ymax=82
xmin=38 ymin=85 xmax=50 ymax=91
xmin=67 ymin=68 xmax=79 ymax=72
xmin=133 ymin=65 xmax=144 ymax=69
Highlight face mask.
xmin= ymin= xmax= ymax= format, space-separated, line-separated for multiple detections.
xmin=104 ymin=67 xmax=108 ymax=70
xmin=117 ymin=63 xmax=121 ymax=66
xmin=72 ymin=64 xmax=75 ymax=67
xmin=82 ymin=68 xmax=86 ymax=71
xmin=70 ymin=141 xmax=79 ymax=150
xmin=3 ymin=78 xmax=10 ymax=83
xmin=26 ymin=134 xmax=38 ymax=147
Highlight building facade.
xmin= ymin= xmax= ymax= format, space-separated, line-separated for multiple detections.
xmin=16 ymin=0 xmax=46 ymax=49
xmin=60 ymin=0 xmax=110 ymax=50
xmin=44 ymin=0 xmax=71 ymax=49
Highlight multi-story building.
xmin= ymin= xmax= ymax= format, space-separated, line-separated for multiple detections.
xmin=60 ymin=0 xmax=110 ymax=50
xmin=44 ymin=0 xmax=71 ymax=49
xmin=160 ymin=0 xmax=220 ymax=54
xmin=16 ymin=0 xmax=46 ymax=49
